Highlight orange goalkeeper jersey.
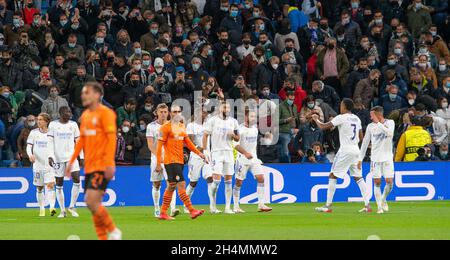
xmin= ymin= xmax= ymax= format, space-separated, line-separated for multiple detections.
xmin=157 ymin=122 xmax=201 ymax=165
xmin=70 ymin=104 xmax=117 ymax=174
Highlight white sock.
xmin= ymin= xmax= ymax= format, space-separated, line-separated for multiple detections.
xmin=46 ymin=187 xmax=56 ymax=210
xmin=207 ymin=182 xmax=215 ymax=209
xmin=36 ymin=190 xmax=44 ymax=209
xmin=186 ymin=185 xmax=195 ymax=198
xmin=170 ymin=190 xmax=177 ymax=211
xmin=211 ymin=180 xmax=221 ymax=209
xmin=233 ymin=185 xmax=241 ymax=209
xmin=257 ymin=182 xmax=265 ymax=208
xmin=56 ymin=186 xmax=65 ymax=212
xmin=225 ymin=180 xmax=232 ymax=210
xmin=374 ymin=184 xmax=383 ymax=209
xmin=357 ymin=178 xmax=370 ymax=206
xmin=69 ymin=183 xmax=80 ymax=208
xmin=152 ymin=186 xmax=161 ymax=211
xmin=326 ymin=179 xmax=337 ymax=207
xmin=382 ymin=183 xmax=393 ymax=202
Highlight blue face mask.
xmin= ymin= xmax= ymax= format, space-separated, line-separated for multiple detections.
xmin=389 ymin=94 xmax=397 ymax=101
xmin=2 ymin=92 xmax=10 ymax=98
xmin=208 ymin=49 xmax=213 ymax=56
xmin=351 ymin=2 xmax=359 ymax=9
xmin=287 ymin=100 xmax=294 ymax=106
xmin=68 ymin=43 xmax=76 ymax=48
xmin=447 ymin=82 xmax=450 ymax=88
xmin=192 ymin=63 xmax=201 ymax=71
xmin=230 ymin=10 xmax=239 ymax=18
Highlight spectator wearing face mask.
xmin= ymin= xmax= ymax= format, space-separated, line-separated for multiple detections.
xmin=0 ymin=86 xmax=14 ymax=128
xmin=251 ymin=55 xmax=283 ymax=93
xmin=220 ymin=4 xmax=243 ymax=45
xmin=186 ymin=57 xmax=209 ymax=91
xmin=299 ymin=95 xmax=324 ymax=124
xmin=259 ymin=84 xmax=280 ymax=100
xmin=169 ymin=66 xmax=195 ymax=103
xmin=293 ymin=113 xmax=323 ymax=161
xmin=228 ymin=75 xmax=252 ymax=100
xmin=116 ymin=119 xmax=141 ymax=165
xmin=353 ymin=69 xmax=381 ymax=109
xmin=381 ymin=53 xmax=409 ymax=83
xmin=68 ymin=65 xmax=95 ymax=118
xmin=0 ymin=48 xmax=23 ymax=91
xmin=311 ymin=80 xmax=341 ymax=113
xmin=41 ymin=85 xmax=69 ymax=121
xmin=424 ymin=29 xmax=450 ymax=65
xmin=124 ymin=58 xmax=150 ymax=86
xmin=381 ymin=69 xmax=408 ymax=98
xmin=416 ymin=54 xmax=438 ymax=88
xmin=333 ymin=10 xmax=362 ymax=48
xmin=379 ymin=85 xmax=408 ymax=116
xmin=278 ymin=90 xmax=299 ymax=163
xmin=406 ymin=0 xmax=432 ymax=38
xmin=346 ymin=58 xmax=371 ymax=98
xmin=241 ymin=45 xmax=265 ymax=83
xmin=217 ymin=50 xmax=241 ymax=92
xmin=61 ymin=33 xmax=86 ymax=62
xmin=140 ymin=21 xmax=160 ymax=52
xmin=436 ymin=143 xmax=450 ymax=161
xmin=16 ymin=115 xmax=37 ymax=167
xmin=302 ymin=142 xmax=330 ymax=164
xmin=237 ymin=33 xmax=255 ymax=61
xmin=436 ymin=60 xmax=449 ymax=86
xmin=274 ymin=18 xmax=299 ymax=53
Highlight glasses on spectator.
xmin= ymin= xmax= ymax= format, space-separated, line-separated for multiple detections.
xmin=171 ymin=110 xmax=182 ymax=114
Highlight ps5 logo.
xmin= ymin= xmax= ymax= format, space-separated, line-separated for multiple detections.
xmin=240 ymin=165 xmax=297 ymax=204
xmin=0 ymin=176 xmax=117 ymax=208
xmin=310 ymin=170 xmax=436 ymax=202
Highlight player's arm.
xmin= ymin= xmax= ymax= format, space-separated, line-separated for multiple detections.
xmin=184 ymin=136 xmax=205 ymax=160
xmin=311 ymin=114 xmax=334 ymax=131
xmin=235 ymin=144 xmax=253 ymax=160
xmin=394 ymin=133 xmax=406 ymax=162
xmin=359 ymin=127 xmax=371 ymax=167
xmin=26 ymin=133 xmax=35 ymax=163
xmin=69 ymin=135 xmax=85 ymax=166
xmin=156 ymin=126 xmax=168 ymax=166
xmin=147 ymin=136 xmax=158 ymax=155
xmin=47 ymin=128 xmax=56 ymax=166
xmin=202 ymin=132 xmax=210 ymax=151
xmin=375 ymin=121 xmax=395 ymax=138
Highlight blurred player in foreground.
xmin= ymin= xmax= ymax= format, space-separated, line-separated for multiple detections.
xmin=312 ymin=99 xmax=372 ymax=213
xmin=359 ymin=106 xmax=395 ymax=214
xmin=27 ymin=113 xmax=56 ymax=217
xmin=66 ymin=82 xmax=122 ymax=240
xmin=156 ymin=105 xmax=208 ymax=220
xmin=233 ymin=110 xmax=272 ymax=213
xmin=48 ymin=107 xmax=83 ymax=218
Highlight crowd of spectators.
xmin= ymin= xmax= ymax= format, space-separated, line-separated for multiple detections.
xmin=0 ymin=0 xmax=449 ymax=167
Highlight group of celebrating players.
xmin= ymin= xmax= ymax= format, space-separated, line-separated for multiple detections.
xmin=25 ymin=82 xmax=395 ymax=240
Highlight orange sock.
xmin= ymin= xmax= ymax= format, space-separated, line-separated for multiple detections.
xmin=161 ymin=188 xmax=174 ymax=214
xmin=92 ymin=211 xmax=107 ymax=240
xmin=179 ymin=189 xmax=195 ymax=213
xmin=95 ymin=206 xmax=116 ymax=233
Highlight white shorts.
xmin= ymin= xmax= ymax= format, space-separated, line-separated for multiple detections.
xmin=371 ymin=161 xmax=395 ymax=179
xmin=235 ymin=159 xmax=264 ymax=181
xmin=331 ymin=150 xmax=362 ymax=179
xmin=52 ymin=160 xmax=80 ymax=178
xmin=188 ymin=156 xmax=213 ymax=181
xmin=150 ymin=159 xmax=167 ymax=182
xmin=33 ymin=170 xmax=55 ymax=187
xmin=211 ymin=151 xmax=235 ymax=176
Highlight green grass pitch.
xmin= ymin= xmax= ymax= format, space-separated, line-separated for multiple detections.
xmin=1 ymin=201 xmax=449 ymax=240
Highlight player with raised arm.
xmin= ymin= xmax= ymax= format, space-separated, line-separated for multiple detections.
xmin=311 ymin=98 xmax=372 ymax=213
xmin=66 ymin=82 xmax=122 ymax=240
xmin=233 ymin=110 xmax=272 ymax=213
xmin=184 ymin=109 xmax=213 ymax=213
xmin=146 ymin=103 xmax=179 ymax=218
xmin=203 ymin=102 xmax=240 ymax=214
xmin=48 ymin=107 xmax=83 ymax=218
xmin=27 ymin=113 xmax=56 ymax=217
xmin=358 ymin=106 xmax=395 ymax=214
xmin=156 ymin=105 xmax=208 ymax=220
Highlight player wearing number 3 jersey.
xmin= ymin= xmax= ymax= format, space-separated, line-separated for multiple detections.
xmin=311 ymin=99 xmax=372 ymax=213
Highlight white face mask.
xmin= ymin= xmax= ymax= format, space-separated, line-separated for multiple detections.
xmin=271 ymin=63 xmax=279 ymax=70
xmin=134 ymin=64 xmax=142 ymax=71
xmin=122 ymin=126 xmax=130 ymax=133
xmin=439 ymin=65 xmax=447 ymax=72
xmin=408 ymin=99 xmax=415 ymax=106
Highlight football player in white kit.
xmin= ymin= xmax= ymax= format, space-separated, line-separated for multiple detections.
xmin=358 ymin=106 xmax=395 ymax=214
xmin=146 ymin=103 xmax=178 ymax=218
xmin=233 ymin=110 xmax=272 ymax=213
xmin=184 ymin=109 xmax=213 ymax=213
xmin=48 ymin=107 xmax=82 ymax=218
xmin=203 ymin=102 xmax=240 ymax=214
xmin=26 ymin=113 xmax=56 ymax=217
xmin=312 ymin=99 xmax=372 ymax=213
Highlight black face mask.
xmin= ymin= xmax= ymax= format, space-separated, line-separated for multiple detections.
xmin=131 ymin=80 xmax=139 ymax=86
xmin=285 ymin=47 xmax=293 ymax=52
xmin=327 ymin=44 xmax=335 ymax=50
xmin=320 ymin=24 xmax=328 ymax=30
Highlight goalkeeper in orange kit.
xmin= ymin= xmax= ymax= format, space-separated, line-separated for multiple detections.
xmin=66 ymin=82 xmax=121 ymax=240
xmin=156 ymin=105 xmax=208 ymax=220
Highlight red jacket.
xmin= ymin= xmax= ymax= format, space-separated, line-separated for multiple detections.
xmin=307 ymin=54 xmax=318 ymax=87
xmin=278 ymin=86 xmax=307 ymax=113
xmin=22 ymin=7 xmax=39 ymax=25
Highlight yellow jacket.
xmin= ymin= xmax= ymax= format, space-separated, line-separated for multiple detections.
xmin=395 ymin=126 xmax=432 ymax=162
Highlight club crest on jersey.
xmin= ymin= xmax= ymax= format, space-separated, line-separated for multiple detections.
xmin=92 ymin=117 xmax=98 ymax=126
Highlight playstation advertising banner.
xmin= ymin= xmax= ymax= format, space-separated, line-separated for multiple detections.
xmin=0 ymin=163 xmax=449 ymax=209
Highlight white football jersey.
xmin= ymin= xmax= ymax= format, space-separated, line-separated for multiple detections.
xmin=48 ymin=120 xmax=80 ymax=163
xmin=237 ymin=124 xmax=261 ymax=164
xmin=331 ymin=113 xmax=362 ymax=150
xmin=204 ymin=116 xmax=239 ymax=153
xmin=27 ymin=129 xmax=51 ymax=171
xmin=360 ymin=120 xmax=395 ymax=162
xmin=146 ymin=121 xmax=164 ymax=160
xmin=186 ymin=121 xmax=204 ymax=159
